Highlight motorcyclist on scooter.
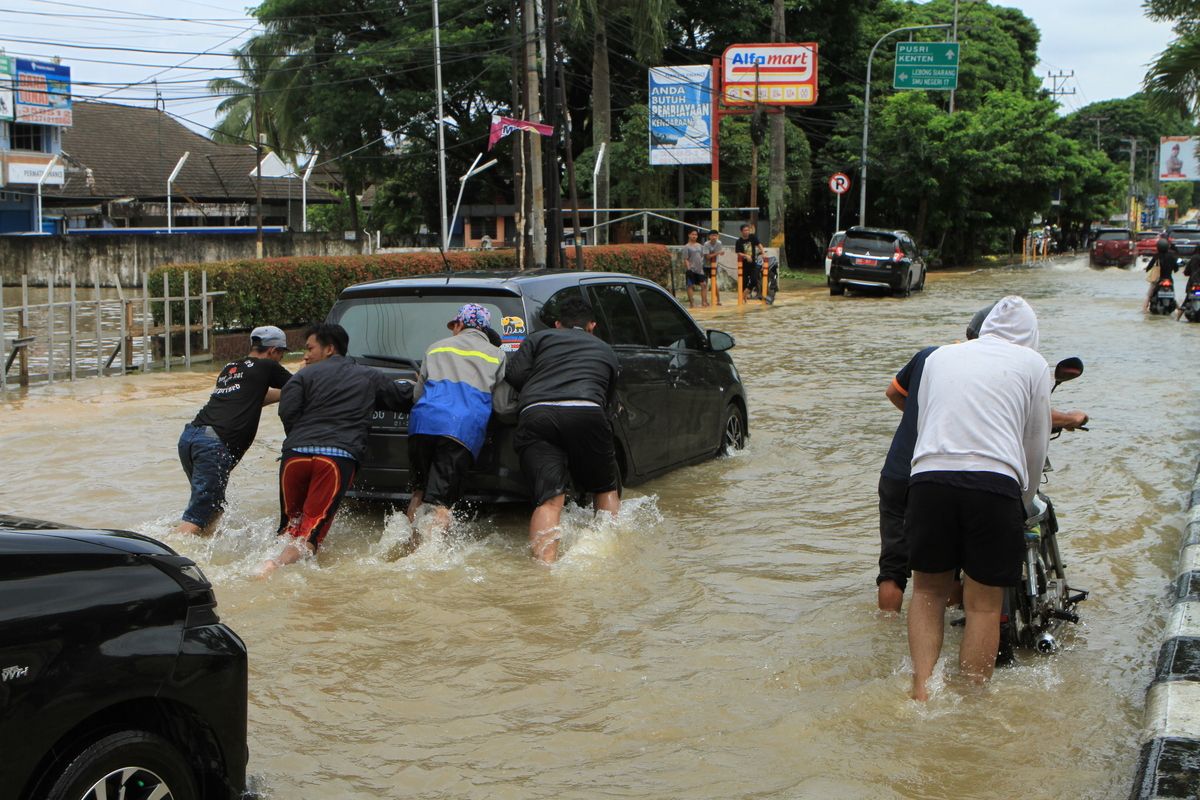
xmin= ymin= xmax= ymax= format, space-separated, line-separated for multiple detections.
xmin=1145 ymin=234 xmax=1177 ymax=312
xmin=1174 ymin=251 xmax=1200 ymax=320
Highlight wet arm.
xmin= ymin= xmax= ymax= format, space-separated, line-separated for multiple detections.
xmin=1050 ymin=408 xmax=1088 ymax=430
xmin=885 ymin=380 xmax=906 ymax=411
xmin=262 ymin=388 xmax=282 ymax=406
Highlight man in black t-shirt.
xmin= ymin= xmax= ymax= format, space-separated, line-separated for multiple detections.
xmin=176 ymin=325 xmax=292 ymax=535
xmin=734 ymin=223 xmax=762 ymax=298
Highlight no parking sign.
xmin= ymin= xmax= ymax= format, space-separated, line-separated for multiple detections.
xmin=829 ymin=172 xmax=851 ymax=194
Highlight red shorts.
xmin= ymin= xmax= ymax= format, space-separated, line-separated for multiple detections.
xmin=277 ymin=450 xmax=356 ymax=549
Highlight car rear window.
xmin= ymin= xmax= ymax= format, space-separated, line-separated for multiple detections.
xmin=1096 ymin=230 xmax=1131 ymax=241
xmin=1171 ymin=229 xmax=1200 ymax=241
xmin=328 ymin=293 xmax=526 ymax=362
xmin=1138 ymin=231 xmax=1159 ymax=240
xmin=843 ymin=232 xmax=897 ymax=256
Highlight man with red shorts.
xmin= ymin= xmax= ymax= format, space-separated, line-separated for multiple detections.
xmin=259 ymin=322 xmax=412 ymax=577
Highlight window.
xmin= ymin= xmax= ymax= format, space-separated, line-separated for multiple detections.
xmin=634 ymin=285 xmax=704 ymax=350
xmin=588 ymin=283 xmax=647 ymax=346
xmin=537 ymin=286 xmax=585 ymax=329
xmin=470 ymin=216 xmax=497 ymax=238
xmin=843 ymin=232 xmax=898 ymax=256
xmin=11 ymin=124 xmax=46 ymax=152
xmin=328 ymin=294 xmax=521 ymax=362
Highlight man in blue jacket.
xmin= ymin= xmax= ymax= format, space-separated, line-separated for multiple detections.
xmin=405 ymin=303 xmax=507 ymax=542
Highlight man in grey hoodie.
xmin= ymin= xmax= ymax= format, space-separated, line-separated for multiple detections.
xmin=904 ymin=296 xmax=1052 ymax=700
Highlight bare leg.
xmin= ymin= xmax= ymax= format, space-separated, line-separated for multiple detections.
xmin=428 ymin=505 xmax=453 ymax=539
xmin=907 ymin=569 xmax=955 ymax=701
xmin=877 ymin=579 xmax=903 ymax=613
xmin=406 ymin=489 xmax=425 ymax=523
xmin=686 ymin=284 xmax=696 ymax=307
xmin=959 ymin=574 xmax=1004 ymax=685
xmin=530 ymin=494 xmax=565 ymax=563
xmin=258 ymin=538 xmax=314 ymax=578
xmin=174 ymin=521 xmax=203 ymax=536
xmin=593 ymin=490 xmax=619 ymax=521
xmin=701 ymin=282 xmax=710 ymax=307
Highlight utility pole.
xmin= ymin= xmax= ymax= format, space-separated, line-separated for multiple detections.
xmin=433 ymin=0 xmax=450 ymax=251
xmin=254 ymin=90 xmax=263 ymax=259
xmin=768 ymin=0 xmax=787 ymax=266
xmin=510 ymin=0 xmax=526 ymax=267
xmin=1085 ymin=115 xmax=1108 ymax=150
xmin=543 ymin=0 xmax=561 ymax=268
xmin=1121 ymin=136 xmax=1138 ymax=230
xmin=1046 ymin=70 xmax=1076 ymax=102
xmin=523 ymin=0 xmax=545 ymax=268
xmin=949 ymin=0 xmax=959 ymax=113
xmin=558 ymin=62 xmax=584 ymax=269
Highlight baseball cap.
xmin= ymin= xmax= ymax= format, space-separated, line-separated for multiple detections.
xmin=250 ymin=325 xmax=288 ymax=349
xmin=448 ymin=303 xmax=492 ymax=331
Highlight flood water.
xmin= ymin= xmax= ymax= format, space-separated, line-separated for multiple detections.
xmin=1 ymin=255 xmax=1194 ymax=799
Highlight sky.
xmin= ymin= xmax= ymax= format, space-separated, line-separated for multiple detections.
xmin=0 ymin=0 xmax=1181 ymax=138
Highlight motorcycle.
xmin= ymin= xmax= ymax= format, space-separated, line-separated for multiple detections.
xmin=1179 ymin=278 xmax=1200 ymax=322
xmin=1149 ymin=274 xmax=1178 ymax=315
xmin=997 ymin=356 xmax=1089 ymax=663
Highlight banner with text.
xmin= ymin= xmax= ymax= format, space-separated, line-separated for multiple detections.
xmin=15 ymin=59 xmax=72 ymax=127
xmin=649 ymin=65 xmax=712 ymax=166
xmin=0 ymin=56 xmax=13 ymax=122
xmin=1160 ymin=136 xmax=1199 ymax=182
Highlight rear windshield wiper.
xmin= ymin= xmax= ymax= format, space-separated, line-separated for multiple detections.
xmin=356 ymin=353 xmax=421 ymax=369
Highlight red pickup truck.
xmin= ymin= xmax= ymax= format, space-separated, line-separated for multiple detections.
xmin=1090 ymin=228 xmax=1135 ymax=267
xmin=1136 ymin=230 xmax=1161 ymax=258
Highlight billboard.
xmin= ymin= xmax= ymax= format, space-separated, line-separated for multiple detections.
xmin=0 ymin=56 xmax=13 ymax=122
xmin=1160 ymin=136 xmax=1198 ymax=182
xmin=15 ymin=59 xmax=72 ymax=127
xmin=721 ymin=43 xmax=818 ymax=106
xmin=649 ymin=65 xmax=712 ymax=166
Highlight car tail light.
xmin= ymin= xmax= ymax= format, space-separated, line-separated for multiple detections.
xmin=894 ymin=245 xmax=904 ymax=260
xmin=834 ymin=244 xmax=843 ymax=257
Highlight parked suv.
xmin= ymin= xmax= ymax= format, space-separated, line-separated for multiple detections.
xmin=1167 ymin=225 xmax=1200 ymax=259
xmin=1089 ymin=227 xmax=1135 ymax=267
xmin=828 ymin=227 xmax=926 ymax=297
xmin=325 ymin=270 xmax=748 ymax=503
xmin=0 ymin=515 xmax=247 ymax=800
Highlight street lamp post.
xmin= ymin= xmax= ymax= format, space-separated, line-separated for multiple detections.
xmin=859 ymin=23 xmax=951 ymax=227
xmin=449 ymin=153 xmax=499 ymax=247
xmin=433 ymin=0 xmax=450 ymax=251
xmin=301 ymin=150 xmax=319 ymax=233
xmin=35 ymin=154 xmax=60 ymax=234
xmin=166 ymin=151 xmax=190 ymax=234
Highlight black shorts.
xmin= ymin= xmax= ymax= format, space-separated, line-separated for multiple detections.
xmin=905 ymin=481 xmax=1025 ymax=587
xmin=407 ymin=434 xmax=474 ymax=508
xmin=686 ymin=270 xmax=707 ymax=287
xmin=513 ymin=404 xmax=619 ymax=506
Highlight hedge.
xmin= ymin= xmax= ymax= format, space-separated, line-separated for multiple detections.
xmin=149 ymin=244 xmax=672 ymax=329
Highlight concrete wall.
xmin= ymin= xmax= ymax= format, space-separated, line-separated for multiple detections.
xmin=1132 ymin=463 xmax=1200 ymax=798
xmin=0 ymin=232 xmax=361 ymax=287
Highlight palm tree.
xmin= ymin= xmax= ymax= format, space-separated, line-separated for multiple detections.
xmin=208 ymin=35 xmax=307 ymax=166
xmin=567 ymin=0 xmax=672 ymax=244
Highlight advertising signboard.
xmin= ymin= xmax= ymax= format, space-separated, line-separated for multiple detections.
xmin=893 ymin=42 xmax=959 ymax=90
xmin=721 ymin=43 xmax=818 ymax=106
xmin=15 ymin=59 xmax=72 ymax=127
xmin=1160 ymin=136 xmax=1199 ymax=182
xmin=6 ymin=156 xmax=65 ymax=185
xmin=649 ymin=65 xmax=712 ymax=166
xmin=0 ymin=56 xmax=13 ymax=122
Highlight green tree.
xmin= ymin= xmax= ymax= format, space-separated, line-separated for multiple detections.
xmin=1144 ymin=0 xmax=1200 ymax=114
xmin=208 ymin=35 xmax=307 ymax=164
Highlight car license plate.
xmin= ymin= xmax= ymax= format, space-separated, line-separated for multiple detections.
xmin=854 ymin=257 xmax=874 ymax=265
xmin=371 ymin=410 xmax=409 ymax=428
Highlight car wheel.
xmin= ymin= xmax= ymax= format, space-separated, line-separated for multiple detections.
xmin=718 ymin=403 xmax=747 ymax=456
xmin=45 ymin=731 xmax=199 ymax=800
xmin=916 ymin=266 xmax=926 ymax=291
xmin=828 ymin=278 xmax=844 ymax=296
xmin=893 ymin=274 xmax=911 ymax=298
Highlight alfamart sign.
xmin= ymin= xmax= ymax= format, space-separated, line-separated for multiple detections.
xmin=721 ymin=43 xmax=818 ymax=106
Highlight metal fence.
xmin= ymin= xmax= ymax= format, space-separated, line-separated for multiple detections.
xmin=1 ymin=271 xmax=223 ymax=392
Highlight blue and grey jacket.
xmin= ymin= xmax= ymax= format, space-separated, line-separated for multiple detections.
xmin=409 ymin=328 xmax=506 ymax=458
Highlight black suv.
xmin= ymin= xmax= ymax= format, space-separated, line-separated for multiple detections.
xmin=1167 ymin=225 xmax=1200 ymax=258
xmin=828 ymin=226 xmax=926 ymax=297
xmin=326 ymin=270 xmax=749 ymax=503
xmin=0 ymin=515 xmax=247 ymax=800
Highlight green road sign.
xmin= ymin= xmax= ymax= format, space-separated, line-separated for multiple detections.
xmin=893 ymin=42 xmax=959 ymax=91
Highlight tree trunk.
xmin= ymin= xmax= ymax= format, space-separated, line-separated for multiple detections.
xmin=593 ymin=15 xmax=611 ymax=245
xmin=768 ymin=0 xmax=787 ymax=268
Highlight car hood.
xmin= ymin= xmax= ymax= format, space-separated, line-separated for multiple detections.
xmin=0 ymin=514 xmax=178 ymax=556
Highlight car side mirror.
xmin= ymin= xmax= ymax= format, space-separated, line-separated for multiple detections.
xmin=708 ymin=329 xmax=735 ymax=351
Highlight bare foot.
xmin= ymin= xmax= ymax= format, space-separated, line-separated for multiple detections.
xmin=911 ymin=677 xmax=929 ymax=702
xmin=877 ymin=580 xmax=904 ymax=613
xmin=256 ymin=558 xmax=279 ymax=579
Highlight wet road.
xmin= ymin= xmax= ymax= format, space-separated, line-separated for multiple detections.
xmin=0 ymin=255 xmax=1194 ymax=798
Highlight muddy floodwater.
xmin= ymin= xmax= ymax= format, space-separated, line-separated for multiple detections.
xmin=1 ymin=256 xmax=1194 ymax=798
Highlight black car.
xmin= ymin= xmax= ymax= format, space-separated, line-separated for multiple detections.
xmin=326 ymin=270 xmax=748 ymax=503
xmin=1168 ymin=225 xmax=1200 ymax=258
xmin=828 ymin=226 xmax=926 ymax=297
xmin=0 ymin=515 xmax=247 ymax=800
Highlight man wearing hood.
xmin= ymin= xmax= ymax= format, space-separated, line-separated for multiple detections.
xmin=905 ymin=296 xmax=1052 ymax=701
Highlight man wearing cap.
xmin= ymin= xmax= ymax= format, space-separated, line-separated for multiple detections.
xmin=175 ymin=325 xmax=292 ymax=535
xmin=402 ymin=303 xmax=507 ymax=543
